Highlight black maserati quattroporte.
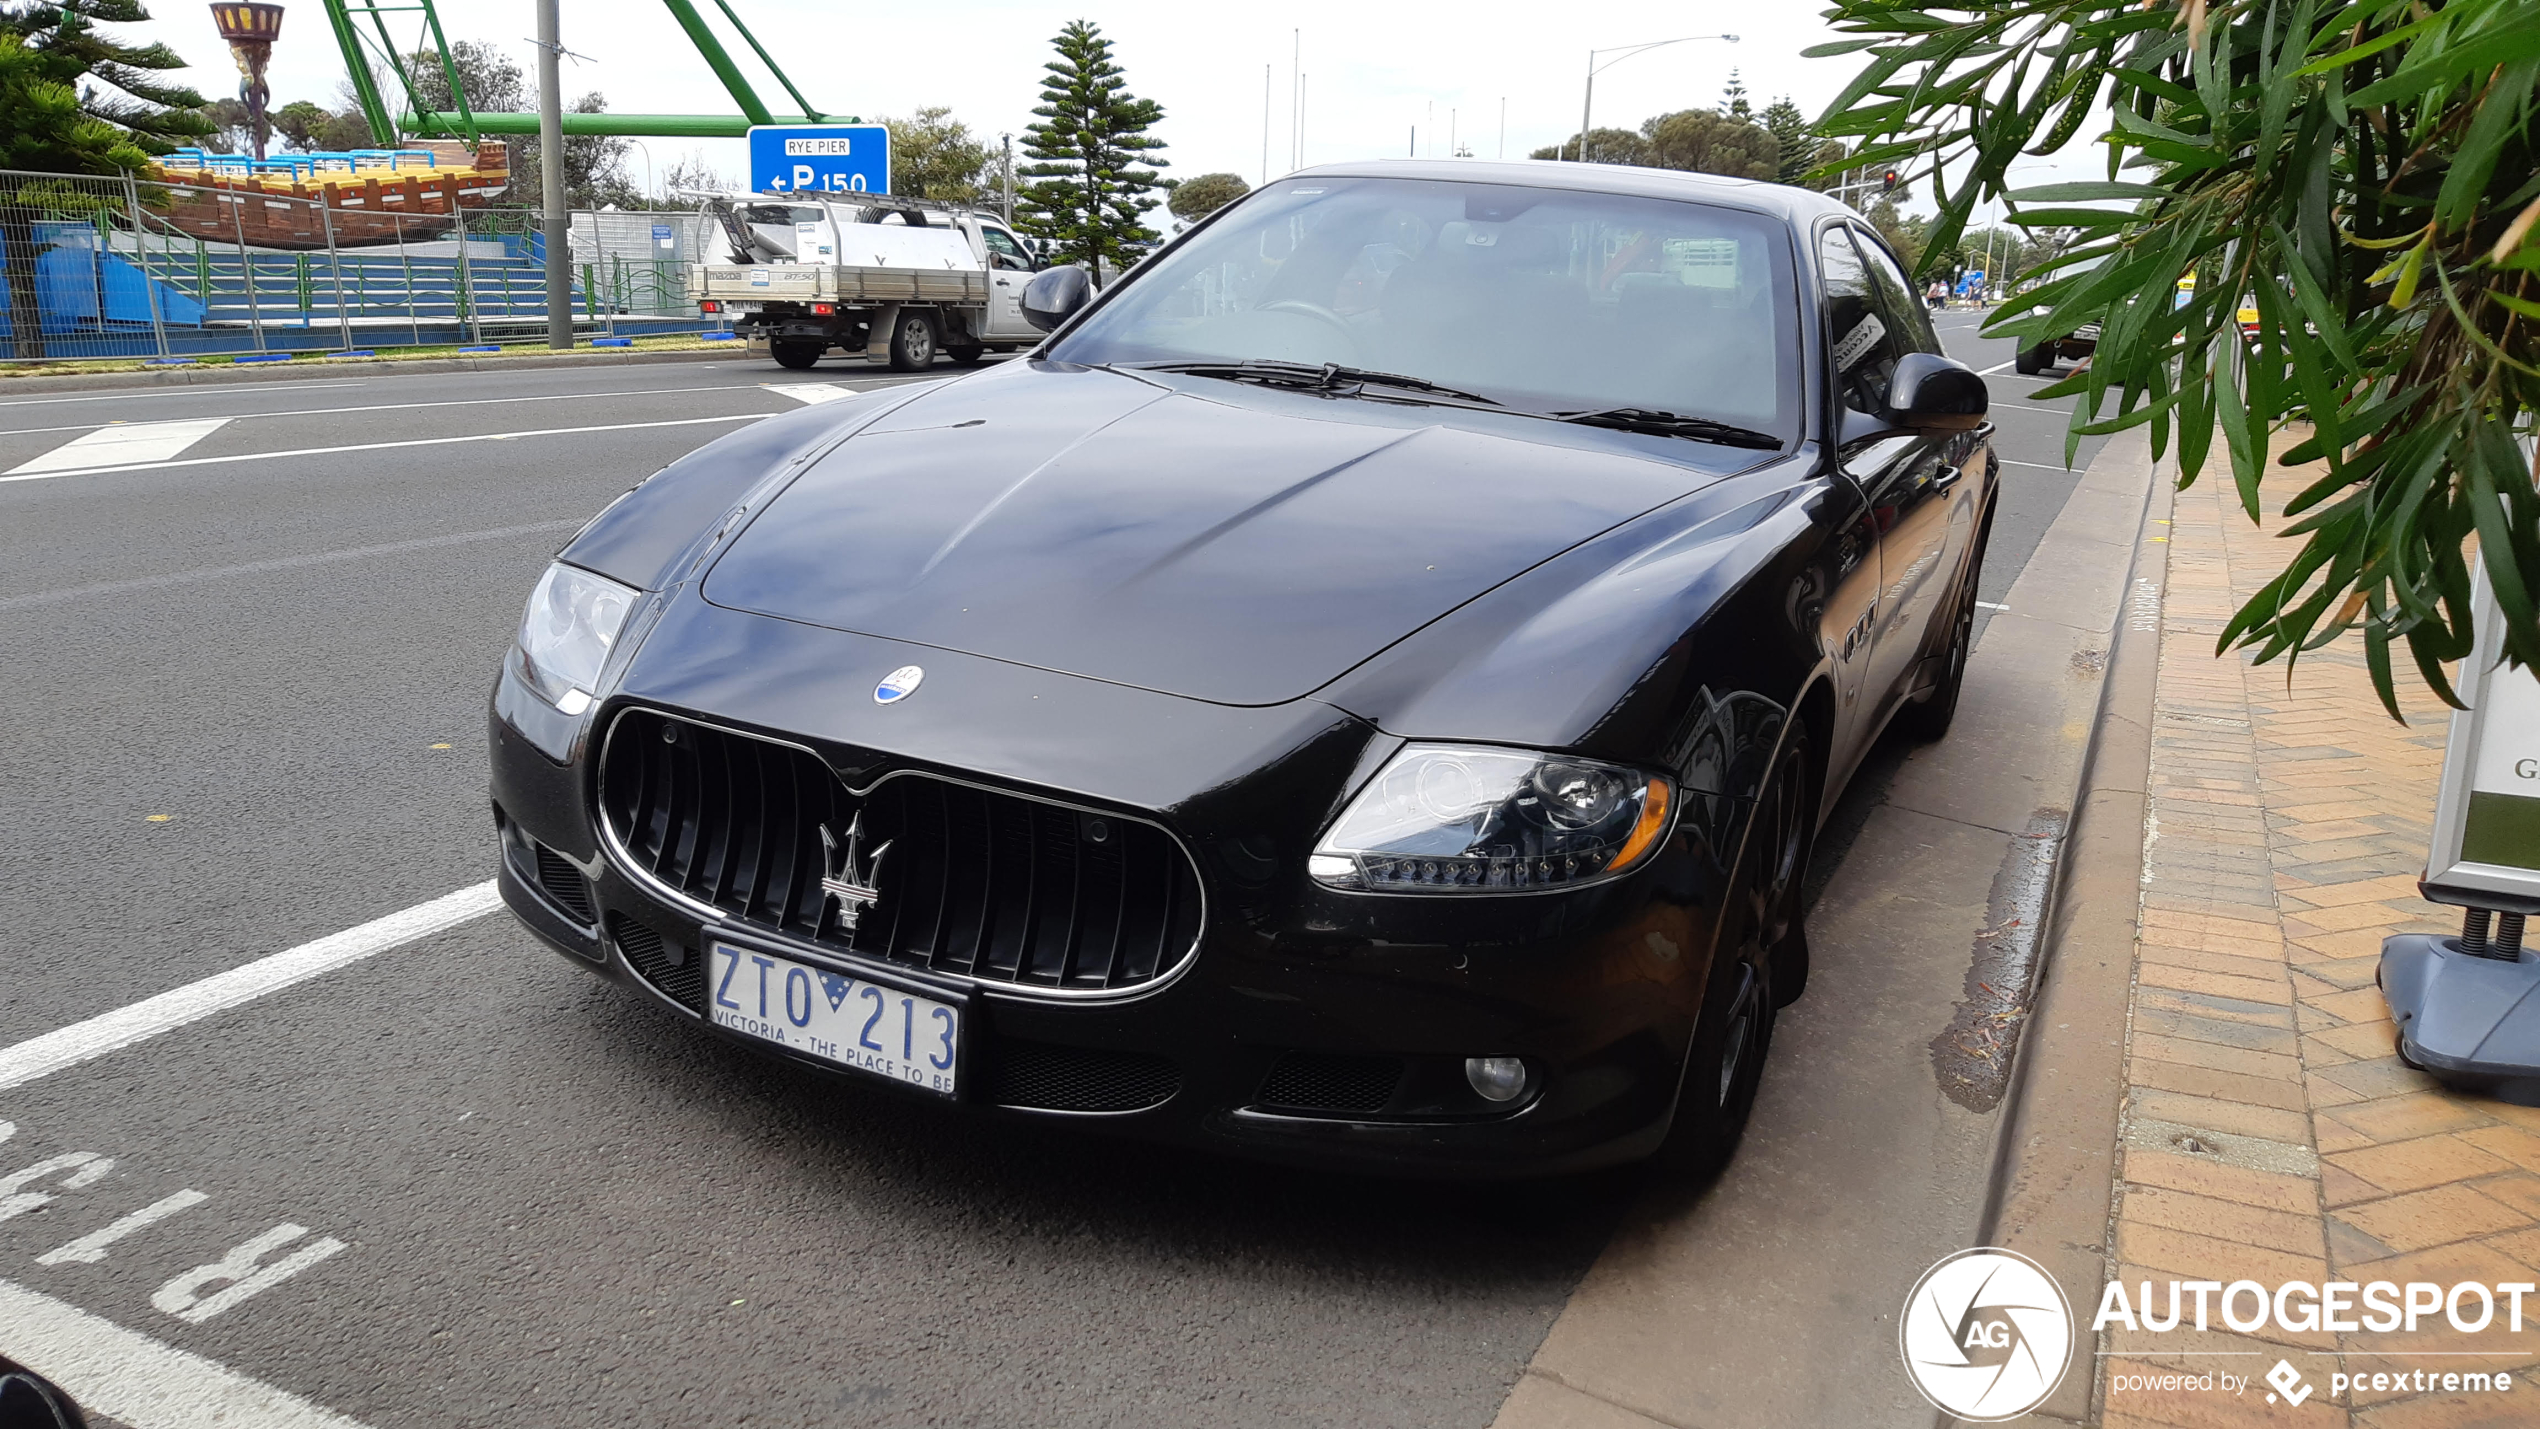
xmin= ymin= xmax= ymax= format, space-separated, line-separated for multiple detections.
xmin=490 ymin=161 xmax=1995 ymax=1175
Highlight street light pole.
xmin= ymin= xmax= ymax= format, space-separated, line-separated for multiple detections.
xmin=536 ymin=0 xmax=570 ymax=349
xmin=1576 ymin=34 xmax=1739 ymax=163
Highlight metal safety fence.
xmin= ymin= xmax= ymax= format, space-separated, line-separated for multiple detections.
xmin=0 ymin=169 xmax=717 ymax=363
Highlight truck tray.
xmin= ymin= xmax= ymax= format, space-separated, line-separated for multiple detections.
xmin=691 ymin=263 xmax=990 ymax=306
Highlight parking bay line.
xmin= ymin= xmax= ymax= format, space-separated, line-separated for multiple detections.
xmin=0 ymin=381 xmax=821 ymax=440
xmin=0 ymin=882 xmax=500 ymax=1093
xmin=0 ymin=1277 xmax=373 ymax=1429
xmin=0 ymin=413 xmax=766 ymax=486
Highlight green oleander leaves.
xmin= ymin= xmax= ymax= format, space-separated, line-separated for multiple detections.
xmin=1821 ymin=0 xmax=2540 ymax=719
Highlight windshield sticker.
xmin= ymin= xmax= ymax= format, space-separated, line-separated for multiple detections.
xmin=1832 ymin=313 xmax=1886 ymax=372
xmin=1287 ymin=187 xmax=1327 ymax=195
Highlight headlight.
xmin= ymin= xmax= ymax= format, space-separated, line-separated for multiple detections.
xmin=1307 ymin=744 xmax=1673 ymax=893
xmin=514 ymin=562 xmax=637 ymax=716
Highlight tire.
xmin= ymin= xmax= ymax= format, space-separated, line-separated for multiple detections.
xmin=1660 ymin=723 xmax=1815 ymax=1173
xmin=1899 ymin=519 xmax=1991 ymax=742
xmin=2013 ymin=342 xmax=2047 ymax=375
xmin=771 ymin=339 xmax=822 ymax=371
xmin=945 ymin=343 xmax=986 ymax=366
xmin=886 ymin=311 xmax=937 ymax=372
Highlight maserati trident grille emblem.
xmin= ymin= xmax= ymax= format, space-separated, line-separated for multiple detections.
xmin=818 ymin=815 xmax=891 ymax=933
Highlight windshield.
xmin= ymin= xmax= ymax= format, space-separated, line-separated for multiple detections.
xmin=1049 ymin=176 xmax=1798 ymax=437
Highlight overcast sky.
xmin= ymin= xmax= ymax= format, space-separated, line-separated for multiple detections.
xmin=135 ymin=1 xmax=2093 ymax=210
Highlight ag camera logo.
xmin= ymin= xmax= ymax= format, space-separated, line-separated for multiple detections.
xmin=1900 ymin=1248 xmax=2074 ymax=1420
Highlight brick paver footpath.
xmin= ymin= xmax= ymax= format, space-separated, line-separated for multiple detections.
xmin=2090 ymin=453 xmax=2540 ymax=1427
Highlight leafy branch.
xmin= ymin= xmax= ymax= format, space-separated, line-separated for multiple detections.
xmin=1814 ymin=0 xmax=2540 ymax=717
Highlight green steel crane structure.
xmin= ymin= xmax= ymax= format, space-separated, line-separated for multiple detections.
xmin=317 ymin=0 xmax=848 ymax=144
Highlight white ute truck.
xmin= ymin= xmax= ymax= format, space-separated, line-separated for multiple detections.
xmin=688 ymin=193 xmax=1045 ymax=370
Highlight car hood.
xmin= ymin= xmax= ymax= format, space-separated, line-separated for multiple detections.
xmin=701 ymin=363 xmax=1760 ymax=707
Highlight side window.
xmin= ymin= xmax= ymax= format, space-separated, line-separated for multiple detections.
xmin=980 ymin=226 xmax=1030 ymax=271
xmin=1852 ymin=230 xmax=1941 ymax=354
xmin=1819 ymin=228 xmax=1901 ymax=417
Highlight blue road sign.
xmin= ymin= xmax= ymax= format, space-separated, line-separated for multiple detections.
xmin=747 ymin=125 xmax=891 ymax=195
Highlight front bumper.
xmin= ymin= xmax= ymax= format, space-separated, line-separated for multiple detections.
xmin=490 ymin=670 xmax=1736 ymax=1179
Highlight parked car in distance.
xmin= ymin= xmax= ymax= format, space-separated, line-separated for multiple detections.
xmin=2014 ymin=317 xmax=2099 ymax=374
xmin=493 ymin=161 xmax=1997 ymax=1176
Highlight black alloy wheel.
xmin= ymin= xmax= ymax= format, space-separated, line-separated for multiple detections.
xmin=887 ymin=312 xmax=938 ymax=371
xmin=1757 ymin=734 xmax=1816 ymax=1008
xmin=1900 ymin=517 xmax=1992 ymax=742
xmin=771 ymin=338 xmax=823 ymax=370
xmin=1660 ymin=723 xmax=1815 ymax=1174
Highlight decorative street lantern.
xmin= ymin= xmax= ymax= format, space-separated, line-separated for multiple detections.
xmin=210 ymin=3 xmax=285 ymax=161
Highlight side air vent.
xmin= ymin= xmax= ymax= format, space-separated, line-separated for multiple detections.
xmin=533 ymin=843 xmax=596 ymax=924
xmin=1254 ymin=1052 xmax=1404 ymax=1115
xmin=610 ymin=913 xmax=704 ymax=1011
xmin=988 ymin=1040 xmax=1180 ymax=1112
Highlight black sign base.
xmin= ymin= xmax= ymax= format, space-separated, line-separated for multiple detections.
xmin=2381 ymin=933 xmax=2540 ymax=1100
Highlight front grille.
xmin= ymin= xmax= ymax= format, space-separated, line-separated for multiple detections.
xmin=1255 ymin=1052 xmax=1404 ymax=1114
xmin=598 ymin=709 xmax=1204 ymax=995
xmin=989 ymin=1039 xmax=1180 ymax=1112
xmin=610 ymin=913 xmax=705 ymax=1009
xmin=533 ymin=844 xmax=595 ymax=924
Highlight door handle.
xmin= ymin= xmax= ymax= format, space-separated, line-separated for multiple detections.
xmin=1931 ymin=465 xmax=1963 ymax=491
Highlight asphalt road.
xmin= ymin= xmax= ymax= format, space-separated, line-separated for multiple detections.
xmin=0 ymin=323 xmax=2107 ymax=1429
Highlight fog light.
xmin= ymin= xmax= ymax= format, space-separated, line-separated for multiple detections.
xmin=1465 ymin=1056 xmax=1527 ymax=1103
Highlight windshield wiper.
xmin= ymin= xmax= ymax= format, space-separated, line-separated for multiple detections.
xmin=1129 ymin=359 xmax=1502 ymax=406
xmin=1548 ymin=407 xmax=1784 ymax=451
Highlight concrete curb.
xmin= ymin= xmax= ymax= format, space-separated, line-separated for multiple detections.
xmin=0 ymin=344 xmax=777 ymax=395
xmin=1974 ymin=451 xmax=2176 ymax=1427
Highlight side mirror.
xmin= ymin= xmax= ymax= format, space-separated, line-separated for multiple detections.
xmin=1020 ymin=264 xmax=1092 ymax=332
xmin=1884 ymin=352 xmax=1988 ymax=431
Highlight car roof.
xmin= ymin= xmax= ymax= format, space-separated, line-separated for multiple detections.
xmin=1283 ymin=158 xmax=1858 ymax=227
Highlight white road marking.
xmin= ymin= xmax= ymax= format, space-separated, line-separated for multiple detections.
xmin=0 ymin=881 xmax=501 ymax=1091
xmin=154 ymin=1223 xmax=347 ymax=1324
xmin=38 ymin=1189 xmax=208 ymax=1264
xmin=0 ymin=1153 xmax=113 ymax=1219
xmin=0 ymin=1276 xmax=374 ymax=1429
xmin=0 ymin=380 xmax=364 ymax=408
xmin=6 ymin=418 xmax=229 ymax=475
xmin=2000 ymin=458 xmax=2079 ymax=471
xmin=1978 ymin=358 xmax=2019 ymax=376
xmin=0 ymin=413 xmax=764 ymax=486
xmin=0 ymin=381 xmax=841 ymax=439
xmin=764 ymin=382 xmax=859 ymax=404
xmin=1976 ymin=600 xmax=2012 ymax=611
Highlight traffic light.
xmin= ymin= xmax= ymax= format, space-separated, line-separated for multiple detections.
xmin=1883 ymin=170 xmax=1902 ymax=193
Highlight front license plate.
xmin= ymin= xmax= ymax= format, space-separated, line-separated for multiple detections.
xmin=707 ymin=942 xmax=959 ymax=1097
